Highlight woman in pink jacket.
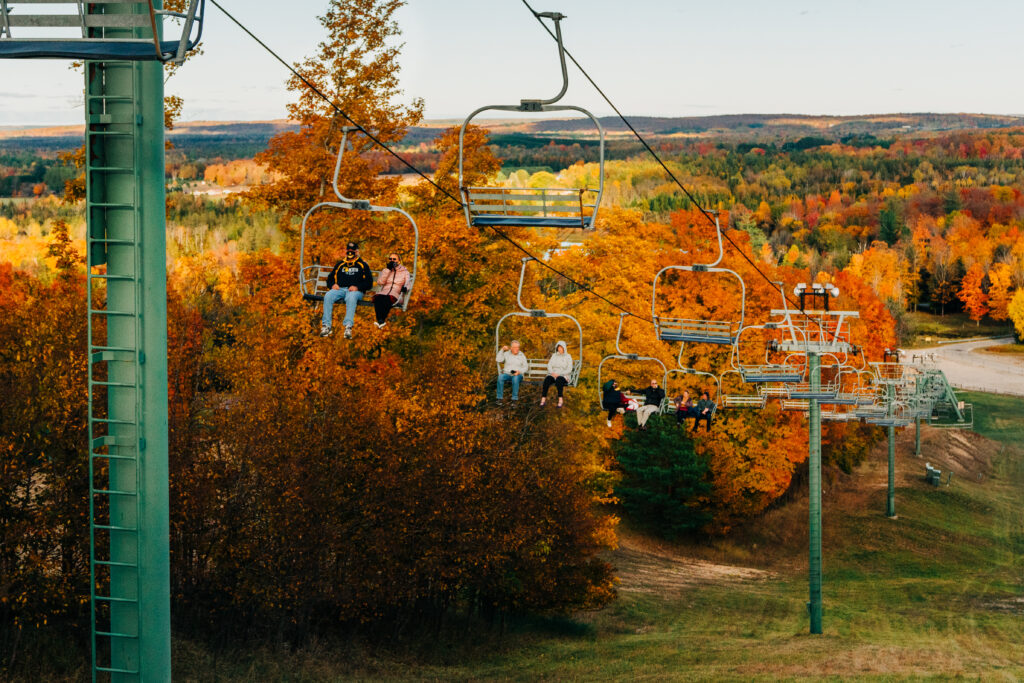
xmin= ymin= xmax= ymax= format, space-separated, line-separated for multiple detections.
xmin=373 ymin=253 xmax=410 ymax=328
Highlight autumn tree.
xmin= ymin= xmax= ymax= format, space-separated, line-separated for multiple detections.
xmin=247 ymin=0 xmax=424 ymax=252
xmin=958 ymin=262 xmax=989 ymax=324
xmin=986 ymin=261 xmax=1015 ymax=321
xmin=1009 ymin=289 xmax=1024 ymax=340
xmin=929 ymin=256 xmax=963 ymax=316
xmin=0 ymin=260 xmax=89 ymax=649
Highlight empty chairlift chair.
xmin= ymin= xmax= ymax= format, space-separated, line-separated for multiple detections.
xmin=0 ymin=0 xmax=204 ymax=63
xmin=718 ymin=369 xmax=767 ymax=409
xmin=651 ymin=212 xmax=746 ymax=344
xmin=734 ymin=282 xmax=805 ymax=383
xmin=597 ymin=312 xmax=669 ymax=411
xmin=299 ymin=127 xmax=419 ymax=311
xmin=458 ymin=12 xmax=604 ymax=230
xmin=495 ymin=257 xmax=584 ymax=386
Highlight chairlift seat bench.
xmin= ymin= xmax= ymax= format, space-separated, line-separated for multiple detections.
xmin=655 ymin=318 xmax=738 ymax=344
xmin=462 ymin=186 xmax=598 ymax=230
xmin=300 ymin=265 xmax=411 ymax=311
xmin=0 ymin=0 xmax=204 ymax=63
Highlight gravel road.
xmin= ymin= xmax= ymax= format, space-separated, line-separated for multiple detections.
xmin=906 ymin=337 xmax=1024 ymax=396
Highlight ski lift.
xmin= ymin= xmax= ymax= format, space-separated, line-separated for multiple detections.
xmin=458 ymin=12 xmax=604 ymax=230
xmin=652 ymin=212 xmax=746 ymax=344
xmin=718 ymin=369 xmax=766 ymax=409
xmin=735 ymin=282 xmax=805 ymax=382
xmin=495 ymin=257 xmax=584 ymax=386
xmin=733 ymin=309 xmax=804 ymax=383
xmin=597 ymin=312 xmax=668 ymax=410
xmin=299 ymin=127 xmax=419 ymax=311
xmin=864 ymin=406 xmax=913 ymax=428
xmin=0 ymin=0 xmax=204 ymax=63
xmin=929 ymin=399 xmax=974 ymax=430
xmin=773 ymin=282 xmax=859 ymax=357
xmin=870 ymin=348 xmax=909 ymax=385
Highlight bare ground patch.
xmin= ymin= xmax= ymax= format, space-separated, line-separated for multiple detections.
xmin=851 ymin=423 xmax=999 ymax=492
xmin=608 ymin=530 xmax=773 ymax=595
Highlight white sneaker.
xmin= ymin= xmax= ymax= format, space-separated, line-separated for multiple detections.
xmin=373 ymin=322 xmax=383 ymax=329
xmin=343 ymin=326 xmax=353 ymax=339
xmin=320 ymin=324 xmax=332 ymax=337
xmin=606 ymin=419 xmax=612 ymax=428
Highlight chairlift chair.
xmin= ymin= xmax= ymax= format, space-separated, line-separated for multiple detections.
xmin=758 ymin=383 xmax=789 ymax=400
xmin=651 ymin=212 xmax=746 ymax=344
xmin=495 ymin=257 xmax=584 ymax=386
xmin=732 ymin=293 xmax=805 ymax=382
xmin=299 ymin=127 xmax=419 ymax=312
xmin=458 ymin=12 xmax=604 ymax=230
xmin=667 ymin=345 xmax=721 ymax=417
xmin=597 ymin=312 xmax=669 ymax=411
xmin=718 ymin=369 xmax=767 ymax=409
xmin=0 ymin=0 xmax=204 ymax=63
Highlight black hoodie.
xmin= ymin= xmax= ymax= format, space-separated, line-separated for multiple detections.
xmin=326 ymin=257 xmax=372 ymax=292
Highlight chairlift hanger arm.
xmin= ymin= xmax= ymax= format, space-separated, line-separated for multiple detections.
xmin=520 ymin=10 xmax=569 ymax=109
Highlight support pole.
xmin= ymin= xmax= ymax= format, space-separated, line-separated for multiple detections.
xmin=808 ymin=351 xmax=823 ymax=634
xmin=85 ymin=3 xmax=170 ymax=680
xmin=887 ymin=424 xmax=896 ymax=518
xmin=915 ymin=416 xmax=921 ymax=457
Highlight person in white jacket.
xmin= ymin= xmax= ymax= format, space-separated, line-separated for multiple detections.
xmin=540 ymin=340 xmax=573 ymax=408
xmin=496 ymin=339 xmax=529 ymax=402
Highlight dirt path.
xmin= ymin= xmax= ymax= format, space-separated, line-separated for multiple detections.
xmin=908 ymin=337 xmax=1024 ymax=396
xmin=609 ymin=532 xmax=773 ymax=595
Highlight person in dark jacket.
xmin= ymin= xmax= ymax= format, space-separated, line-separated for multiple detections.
xmin=602 ymin=379 xmax=628 ymax=428
xmin=321 ymin=241 xmax=373 ymax=338
xmin=692 ymin=390 xmax=715 ymax=433
xmin=634 ymin=378 xmax=665 ymax=430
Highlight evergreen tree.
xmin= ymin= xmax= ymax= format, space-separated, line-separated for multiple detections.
xmin=613 ymin=421 xmax=712 ymax=539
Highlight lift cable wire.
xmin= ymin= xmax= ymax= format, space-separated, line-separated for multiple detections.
xmin=209 ymin=0 xmax=652 ymax=322
xmin=519 ymin=0 xmax=826 ymax=328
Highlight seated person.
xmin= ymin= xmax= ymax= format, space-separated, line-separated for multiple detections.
xmin=692 ymin=390 xmax=715 ymax=433
xmin=634 ymin=378 xmax=665 ymax=430
xmin=540 ymin=340 xmax=573 ymax=408
xmin=496 ymin=340 xmax=528 ymax=402
xmin=601 ymin=379 xmax=628 ymax=428
xmin=372 ymin=252 xmax=410 ymax=328
xmin=675 ymin=390 xmax=698 ymax=425
xmin=321 ymin=241 xmax=373 ymax=339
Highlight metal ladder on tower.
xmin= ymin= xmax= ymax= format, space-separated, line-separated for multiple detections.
xmin=86 ymin=58 xmax=145 ymax=680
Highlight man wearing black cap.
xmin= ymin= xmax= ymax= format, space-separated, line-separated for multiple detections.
xmin=321 ymin=241 xmax=373 ymax=338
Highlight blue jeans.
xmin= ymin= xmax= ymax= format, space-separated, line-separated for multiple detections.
xmin=496 ymin=372 xmax=523 ymax=400
xmin=322 ymin=288 xmax=363 ymax=328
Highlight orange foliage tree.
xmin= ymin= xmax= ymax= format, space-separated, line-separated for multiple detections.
xmin=958 ymin=263 xmax=989 ymax=324
xmin=0 ymin=234 xmax=88 ymax=641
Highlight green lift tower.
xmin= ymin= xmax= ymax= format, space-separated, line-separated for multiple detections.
xmin=0 ymin=2 xmax=203 ymax=679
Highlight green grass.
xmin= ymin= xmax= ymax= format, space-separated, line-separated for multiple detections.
xmin=905 ymin=311 xmax=1014 ymax=347
xmin=16 ymin=394 xmax=1024 ymax=681
xmin=158 ymin=392 xmax=1024 ymax=680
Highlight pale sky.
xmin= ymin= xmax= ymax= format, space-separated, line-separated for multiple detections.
xmin=1 ymin=0 xmax=1023 ymax=127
